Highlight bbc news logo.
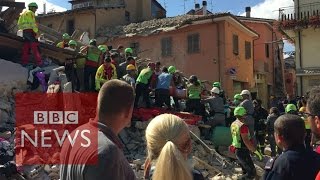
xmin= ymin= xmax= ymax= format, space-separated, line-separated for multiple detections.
xmin=34 ymin=111 xmax=78 ymax=124
xmin=15 ymin=93 xmax=98 ymax=165
xmin=20 ymin=111 xmax=91 ymax=148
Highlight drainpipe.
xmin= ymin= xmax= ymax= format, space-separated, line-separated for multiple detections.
xmin=297 ymin=0 xmax=303 ymax=95
xmin=216 ymin=22 xmax=221 ymax=86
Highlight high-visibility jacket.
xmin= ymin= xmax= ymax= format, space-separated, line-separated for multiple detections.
xmin=95 ymin=64 xmax=117 ymax=90
xmin=231 ymin=120 xmax=251 ymax=148
xmin=82 ymin=45 xmax=101 ymax=67
xmin=17 ymin=9 xmax=38 ymax=33
xmin=56 ymin=41 xmax=68 ymax=48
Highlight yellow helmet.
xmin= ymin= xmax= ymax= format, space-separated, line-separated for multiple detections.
xmin=126 ymin=64 xmax=136 ymax=71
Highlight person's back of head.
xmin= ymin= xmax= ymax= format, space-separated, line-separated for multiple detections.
xmin=162 ymin=67 xmax=168 ymax=73
xmin=274 ymin=114 xmax=306 ymax=149
xmin=97 ymin=80 xmax=135 ymax=131
xmin=270 ymin=107 xmax=280 ymax=116
xmin=145 ymin=114 xmax=193 ymax=180
xmin=307 ymin=86 xmax=320 ymax=116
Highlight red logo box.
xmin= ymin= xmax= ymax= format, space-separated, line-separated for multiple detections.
xmin=15 ymin=93 xmax=98 ymax=165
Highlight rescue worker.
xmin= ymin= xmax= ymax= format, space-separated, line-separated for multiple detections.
xmin=285 ymin=104 xmax=298 ymax=115
xmin=125 ymin=47 xmax=133 ymax=58
xmin=186 ymin=75 xmax=202 ymax=115
xmin=121 ymin=64 xmax=136 ymax=89
xmin=155 ymin=67 xmax=175 ymax=109
xmin=118 ymin=56 xmax=135 ymax=79
xmin=134 ymin=63 xmax=155 ymax=108
xmin=56 ymin=33 xmax=71 ymax=48
xmin=266 ymin=107 xmax=280 ymax=156
xmin=65 ymin=40 xmax=77 ymax=51
xmin=18 ymin=2 xmax=42 ymax=66
xmin=264 ymin=114 xmax=320 ymax=180
xmin=98 ymin=45 xmax=107 ymax=58
xmin=239 ymin=90 xmax=255 ymax=141
xmin=81 ymin=39 xmax=102 ymax=92
xmin=201 ymin=87 xmax=225 ymax=127
xmin=95 ymin=56 xmax=117 ymax=91
xmin=233 ymin=94 xmax=243 ymax=106
xmin=64 ymin=40 xmax=79 ymax=91
xmin=213 ymin=82 xmax=226 ymax=103
xmin=230 ymin=107 xmax=262 ymax=180
xmin=253 ymin=99 xmax=268 ymax=154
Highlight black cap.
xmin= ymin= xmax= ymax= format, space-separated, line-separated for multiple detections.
xmin=195 ymin=3 xmax=200 ymax=9
xmin=245 ymin=7 xmax=251 ymax=12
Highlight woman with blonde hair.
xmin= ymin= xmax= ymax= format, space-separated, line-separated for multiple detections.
xmin=144 ymin=114 xmax=204 ymax=180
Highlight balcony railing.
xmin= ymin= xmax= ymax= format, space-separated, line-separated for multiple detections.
xmin=278 ymin=2 xmax=320 ymax=30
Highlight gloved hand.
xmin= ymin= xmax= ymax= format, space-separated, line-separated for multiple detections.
xmin=254 ymin=150 xmax=263 ymax=161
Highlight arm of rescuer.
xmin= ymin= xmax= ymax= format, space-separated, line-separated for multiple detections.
xmin=240 ymin=125 xmax=256 ymax=152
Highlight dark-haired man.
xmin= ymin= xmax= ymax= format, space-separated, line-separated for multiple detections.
xmin=264 ymin=114 xmax=320 ymax=180
xmin=306 ymin=86 xmax=320 ymax=153
xmin=60 ymin=80 xmax=136 ymax=180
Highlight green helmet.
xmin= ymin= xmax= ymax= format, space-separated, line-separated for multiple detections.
xmin=234 ymin=107 xmax=246 ymax=117
xmin=68 ymin=40 xmax=77 ymax=46
xmin=234 ymin=94 xmax=243 ymax=100
xmin=168 ymin=66 xmax=176 ymax=74
xmin=285 ymin=104 xmax=297 ymax=113
xmin=89 ymin=39 xmax=97 ymax=45
xmin=28 ymin=2 xmax=38 ymax=8
xmin=125 ymin=48 xmax=133 ymax=54
xmin=62 ymin=33 xmax=70 ymax=40
xmin=213 ymin=82 xmax=221 ymax=88
xmin=98 ymin=45 xmax=107 ymax=53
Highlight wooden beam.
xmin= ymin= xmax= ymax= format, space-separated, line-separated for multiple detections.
xmin=0 ymin=1 xmax=25 ymax=8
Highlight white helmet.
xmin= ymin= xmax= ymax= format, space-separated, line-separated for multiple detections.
xmin=211 ymin=87 xmax=220 ymax=94
xmin=240 ymin=90 xmax=251 ymax=96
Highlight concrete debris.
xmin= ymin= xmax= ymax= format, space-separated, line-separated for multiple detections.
xmin=97 ymin=13 xmax=230 ymax=39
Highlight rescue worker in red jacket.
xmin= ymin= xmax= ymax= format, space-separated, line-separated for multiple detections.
xmin=18 ymin=2 xmax=42 ymax=66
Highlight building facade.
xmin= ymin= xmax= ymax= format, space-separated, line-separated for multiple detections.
xmin=37 ymin=0 xmax=166 ymax=39
xmin=284 ymin=55 xmax=297 ymax=97
xmin=279 ymin=0 xmax=320 ymax=95
xmin=107 ymin=14 xmax=258 ymax=99
xmin=238 ymin=7 xmax=286 ymax=108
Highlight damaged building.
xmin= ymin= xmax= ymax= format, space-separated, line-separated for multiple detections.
xmin=37 ymin=0 xmax=166 ymax=39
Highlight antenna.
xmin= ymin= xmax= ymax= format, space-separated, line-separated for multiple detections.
xmin=210 ymin=0 xmax=213 ymax=13
xmin=184 ymin=0 xmax=187 ymax=14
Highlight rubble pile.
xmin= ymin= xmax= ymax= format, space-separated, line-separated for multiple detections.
xmin=123 ymin=121 xmax=252 ymax=180
xmin=97 ymin=13 xmax=230 ymax=39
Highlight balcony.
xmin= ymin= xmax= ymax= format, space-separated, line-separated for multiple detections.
xmin=277 ymin=2 xmax=320 ymax=30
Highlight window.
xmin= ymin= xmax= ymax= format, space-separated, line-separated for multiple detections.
xmin=161 ymin=37 xmax=172 ymax=57
xmin=130 ymin=42 xmax=140 ymax=56
xmin=245 ymin=41 xmax=251 ymax=59
xmin=265 ymin=44 xmax=270 ymax=58
xmin=66 ymin=20 xmax=75 ymax=36
xmin=125 ymin=11 xmax=130 ymax=22
xmin=187 ymin=33 xmax=200 ymax=53
xmin=233 ymin=34 xmax=239 ymax=55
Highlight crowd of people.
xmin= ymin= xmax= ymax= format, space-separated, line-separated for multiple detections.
xmin=16 ymin=2 xmax=320 ymax=180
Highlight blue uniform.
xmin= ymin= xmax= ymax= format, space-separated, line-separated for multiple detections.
xmin=264 ymin=144 xmax=320 ymax=180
